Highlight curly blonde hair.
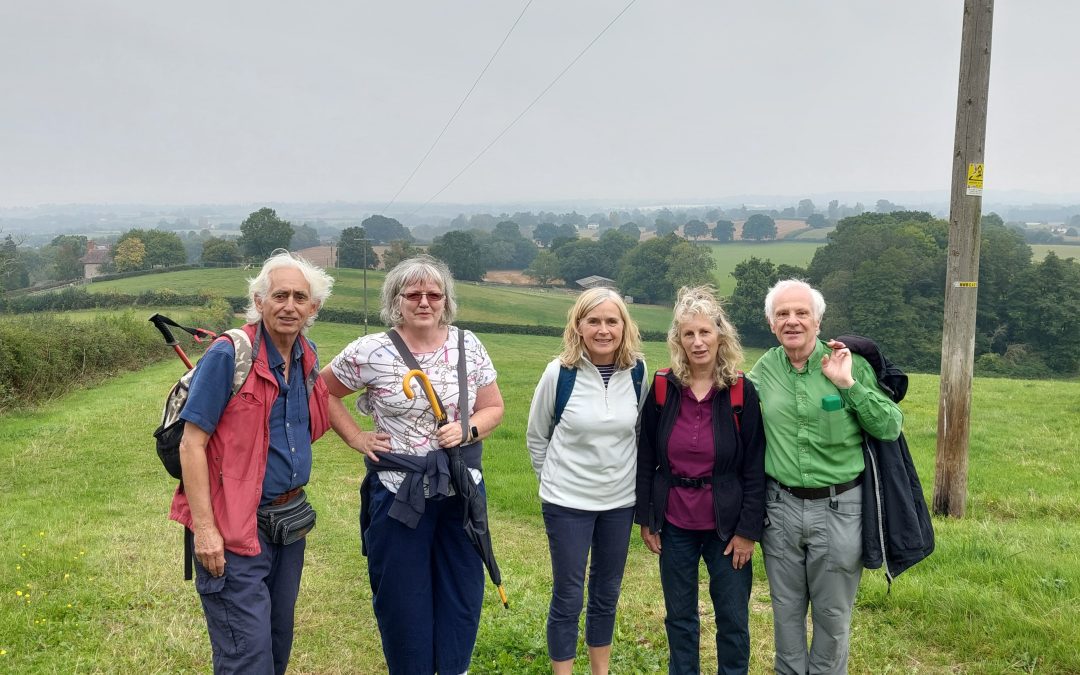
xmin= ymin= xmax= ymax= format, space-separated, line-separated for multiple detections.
xmin=667 ymin=285 xmax=743 ymax=388
xmin=558 ymin=287 xmax=643 ymax=370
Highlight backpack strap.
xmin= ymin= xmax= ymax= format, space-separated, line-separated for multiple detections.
xmin=553 ymin=365 xmax=577 ymax=428
xmin=631 ymin=359 xmax=645 ymax=403
xmin=730 ymin=371 xmax=744 ymax=433
xmin=223 ymin=328 xmax=256 ymax=396
xmin=653 ymin=368 xmax=671 ymax=407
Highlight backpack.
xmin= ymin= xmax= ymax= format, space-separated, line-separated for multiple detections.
xmin=652 ymin=367 xmax=745 ymax=431
xmin=553 ymin=359 xmax=645 ymax=428
xmin=153 ymin=328 xmax=257 ymax=480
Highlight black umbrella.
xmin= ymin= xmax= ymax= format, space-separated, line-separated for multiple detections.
xmin=403 ymin=369 xmax=509 ymax=608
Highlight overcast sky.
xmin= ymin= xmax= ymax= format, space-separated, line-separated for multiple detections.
xmin=2 ymin=1 xmax=1077 ymax=211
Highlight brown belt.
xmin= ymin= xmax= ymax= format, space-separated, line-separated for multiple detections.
xmin=270 ymin=487 xmax=303 ymax=506
xmin=777 ymin=475 xmax=862 ymax=500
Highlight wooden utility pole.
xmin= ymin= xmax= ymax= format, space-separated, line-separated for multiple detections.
xmin=934 ymin=0 xmax=995 ymax=518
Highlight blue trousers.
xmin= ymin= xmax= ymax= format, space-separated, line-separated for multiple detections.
xmin=541 ymin=502 xmax=634 ymax=662
xmin=659 ymin=522 xmax=752 ymax=675
xmin=364 ymin=479 xmax=485 ymax=675
xmin=194 ymin=530 xmax=306 ymax=675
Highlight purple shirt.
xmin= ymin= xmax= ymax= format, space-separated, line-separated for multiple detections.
xmin=665 ymin=385 xmax=717 ymax=530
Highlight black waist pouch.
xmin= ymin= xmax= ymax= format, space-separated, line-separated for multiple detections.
xmin=257 ymin=490 xmax=316 ymax=546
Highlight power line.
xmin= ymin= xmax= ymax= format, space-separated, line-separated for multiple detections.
xmin=381 ymin=0 xmax=535 ymax=213
xmin=408 ymin=0 xmax=638 ymax=217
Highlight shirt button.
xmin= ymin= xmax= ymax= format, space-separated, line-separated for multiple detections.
xmin=286 ymin=422 xmax=290 ymax=428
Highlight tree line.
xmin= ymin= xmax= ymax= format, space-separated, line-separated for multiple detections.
xmin=724 ymin=211 xmax=1080 ymax=377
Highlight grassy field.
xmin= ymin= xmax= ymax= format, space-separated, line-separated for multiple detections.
xmin=2 ymin=322 xmax=1078 ymax=673
xmin=82 ymin=268 xmax=678 ymax=336
xmin=1030 ymin=243 xmax=1080 ymax=261
xmin=706 ymin=242 xmax=821 ymax=295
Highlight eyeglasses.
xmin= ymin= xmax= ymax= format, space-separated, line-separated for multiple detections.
xmin=401 ymin=291 xmax=445 ymax=303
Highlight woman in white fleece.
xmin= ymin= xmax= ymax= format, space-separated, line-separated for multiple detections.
xmin=526 ymin=287 xmax=646 ymax=675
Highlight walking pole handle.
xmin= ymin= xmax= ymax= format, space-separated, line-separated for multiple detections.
xmin=149 ymin=314 xmax=179 ymax=347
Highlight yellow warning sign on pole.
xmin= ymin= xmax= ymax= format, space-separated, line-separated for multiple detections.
xmin=966 ymin=163 xmax=984 ymax=196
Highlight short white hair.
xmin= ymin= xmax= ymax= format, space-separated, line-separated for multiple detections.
xmin=764 ymin=279 xmax=826 ymax=323
xmin=244 ymin=249 xmax=334 ymax=330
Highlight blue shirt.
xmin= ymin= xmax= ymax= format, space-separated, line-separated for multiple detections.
xmin=180 ymin=324 xmax=313 ymax=506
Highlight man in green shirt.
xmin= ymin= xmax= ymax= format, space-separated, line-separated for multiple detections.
xmin=748 ymin=279 xmax=902 ymax=675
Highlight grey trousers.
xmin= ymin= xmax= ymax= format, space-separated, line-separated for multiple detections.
xmin=761 ymin=479 xmax=863 ymax=675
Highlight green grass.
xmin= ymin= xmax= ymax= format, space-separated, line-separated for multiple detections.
xmin=1030 ymin=243 xmax=1080 ymax=261
xmin=706 ymin=242 xmax=821 ymax=295
xmin=2 ymin=325 xmax=1079 ymax=673
xmin=83 ymin=267 xmax=677 ymax=335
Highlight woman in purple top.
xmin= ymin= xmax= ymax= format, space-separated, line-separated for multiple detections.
xmin=635 ymin=285 xmax=766 ymax=674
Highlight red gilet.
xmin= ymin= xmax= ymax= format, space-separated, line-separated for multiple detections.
xmin=169 ymin=322 xmax=330 ymax=556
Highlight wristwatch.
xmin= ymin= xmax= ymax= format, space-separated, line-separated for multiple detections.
xmin=468 ymin=425 xmax=479 ymax=443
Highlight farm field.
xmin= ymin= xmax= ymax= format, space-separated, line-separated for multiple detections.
xmin=2 ymin=324 xmax=1078 ymax=673
xmin=1030 ymin=243 xmax=1080 ymax=260
xmin=706 ymin=241 xmax=821 ymax=295
xmin=82 ymin=267 xmax=677 ymax=335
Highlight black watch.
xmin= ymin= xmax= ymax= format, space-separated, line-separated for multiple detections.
xmin=469 ymin=425 xmax=479 ymax=443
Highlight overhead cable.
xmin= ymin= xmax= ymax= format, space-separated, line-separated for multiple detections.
xmin=381 ymin=0 xmax=535 ymax=213
xmin=409 ymin=0 xmax=638 ymax=216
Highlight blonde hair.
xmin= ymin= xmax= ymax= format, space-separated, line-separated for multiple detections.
xmin=667 ymin=285 xmax=743 ymax=388
xmin=558 ymin=287 xmax=643 ymax=370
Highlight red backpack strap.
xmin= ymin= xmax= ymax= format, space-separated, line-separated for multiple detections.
xmin=730 ymin=371 xmax=744 ymax=432
xmin=654 ymin=368 xmax=671 ymax=407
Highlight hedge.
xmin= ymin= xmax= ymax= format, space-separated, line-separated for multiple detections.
xmin=0 ymin=299 xmax=233 ymax=412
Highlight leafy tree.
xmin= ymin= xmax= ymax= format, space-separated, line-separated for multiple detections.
xmin=532 ymin=222 xmax=558 ymax=247
xmin=1008 ymin=252 xmax=1080 ymax=373
xmin=525 ymin=251 xmax=561 ymax=287
xmin=705 ymin=208 xmax=722 ymax=223
xmin=797 ymin=199 xmax=816 ymax=218
xmin=0 ymin=235 xmax=29 ymax=292
xmin=112 ymin=238 xmax=146 ymax=272
xmin=430 ymin=230 xmax=485 ymax=281
xmin=381 ymin=240 xmax=423 ymax=271
xmin=828 ymin=200 xmax=840 ymax=221
xmin=655 ymin=219 xmax=677 ymax=237
xmin=291 ymin=223 xmax=321 ymax=250
xmin=727 ymin=257 xmax=778 ymax=347
xmin=981 ymin=212 xmax=1005 ymax=228
xmin=338 ymin=227 xmax=379 ymax=269
xmin=555 ymin=223 xmax=578 ymax=241
xmin=806 ymin=213 xmax=828 ymax=229
xmin=598 ymin=230 xmax=637 ymax=273
xmin=975 ymin=223 xmax=1031 ymax=354
xmin=742 ymin=214 xmax=777 ymax=241
xmin=48 ymin=235 xmax=88 ymax=280
xmin=489 ymin=221 xmax=537 ymax=269
xmin=875 ymin=199 xmax=902 ymax=213
xmin=116 ymin=229 xmax=187 ymax=268
xmin=555 ymin=239 xmax=607 ymax=286
xmin=683 ymin=219 xmax=709 ymax=239
xmin=617 ymin=234 xmax=680 ymax=303
xmin=201 ymin=237 xmax=242 ymax=264
xmin=618 ymin=222 xmax=641 ymax=241
xmin=239 ymin=208 xmax=294 ymax=260
xmin=361 ymin=215 xmax=410 ymax=244
xmin=713 ymin=220 xmax=735 ymax=242
xmin=665 ymin=240 xmax=717 ymax=290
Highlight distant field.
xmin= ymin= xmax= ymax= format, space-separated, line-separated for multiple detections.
xmin=82 ymin=267 xmax=677 ymax=335
xmin=1031 ymin=243 xmax=1080 ymax=260
xmin=707 ymin=241 xmax=821 ymax=294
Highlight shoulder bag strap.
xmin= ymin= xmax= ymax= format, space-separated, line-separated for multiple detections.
xmin=387 ymin=327 xmax=448 ymax=421
xmin=455 ymin=327 xmax=469 ymax=440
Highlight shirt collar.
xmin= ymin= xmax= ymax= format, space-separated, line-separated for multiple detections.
xmin=783 ymin=339 xmax=827 ymax=375
xmin=260 ymin=324 xmax=304 ymax=370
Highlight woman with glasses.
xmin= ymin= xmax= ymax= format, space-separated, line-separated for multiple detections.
xmin=320 ymin=254 xmax=505 ymax=674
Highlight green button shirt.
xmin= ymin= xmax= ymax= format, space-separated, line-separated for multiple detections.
xmin=748 ymin=340 xmax=903 ymax=488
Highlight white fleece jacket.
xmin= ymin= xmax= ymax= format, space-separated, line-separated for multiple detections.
xmin=525 ymin=357 xmax=646 ymax=511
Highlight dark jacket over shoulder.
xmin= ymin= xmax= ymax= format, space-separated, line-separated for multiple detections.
xmin=838 ymin=334 xmax=935 ymax=582
xmin=635 ymin=370 xmax=767 ymax=542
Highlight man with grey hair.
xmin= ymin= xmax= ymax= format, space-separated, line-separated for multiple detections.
xmin=748 ymin=279 xmax=902 ymax=674
xmin=170 ymin=250 xmax=334 ymax=674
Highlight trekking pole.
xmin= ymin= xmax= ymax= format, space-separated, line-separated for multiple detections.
xmin=149 ymin=313 xmax=219 ymax=370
